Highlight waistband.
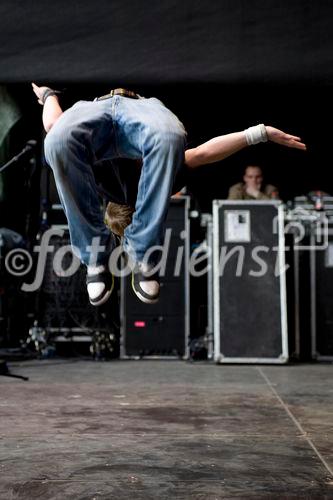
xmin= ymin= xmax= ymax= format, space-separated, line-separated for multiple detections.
xmin=96 ymin=88 xmax=140 ymax=101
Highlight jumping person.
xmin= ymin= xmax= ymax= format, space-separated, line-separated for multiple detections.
xmin=32 ymin=83 xmax=306 ymax=306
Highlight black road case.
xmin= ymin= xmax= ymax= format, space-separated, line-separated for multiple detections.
xmin=212 ymin=200 xmax=288 ymax=364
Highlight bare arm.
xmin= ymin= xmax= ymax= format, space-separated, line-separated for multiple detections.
xmin=32 ymin=83 xmax=64 ymax=133
xmin=185 ymin=131 xmax=247 ymax=167
xmin=184 ymin=126 xmax=306 ymax=168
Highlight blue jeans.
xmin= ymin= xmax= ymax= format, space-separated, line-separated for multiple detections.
xmin=44 ymin=95 xmax=186 ymax=266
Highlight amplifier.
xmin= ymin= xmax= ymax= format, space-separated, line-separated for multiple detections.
xmin=120 ymin=197 xmax=190 ymax=358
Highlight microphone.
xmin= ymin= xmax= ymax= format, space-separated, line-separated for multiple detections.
xmin=0 ymin=140 xmax=38 ymax=173
xmin=25 ymin=140 xmax=37 ymax=149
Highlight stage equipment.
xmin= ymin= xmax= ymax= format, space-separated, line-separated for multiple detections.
xmin=293 ymin=193 xmax=333 ymax=215
xmin=0 ymin=140 xmax=37 ymax=173
xmin=120 ymin=197 xmax=190 ymax=359
xmin=197 ymin=213 xmax=214 ymax=360
xmin=285 ymin=197 xmax=333 ymax=360
xmin=0 ymin=228 xmax=27 ymax=347
xmin=309 ymin=219 xmax=333 ymax=360
xmin=212 ymin=200 xmax=288 ymax=364
xmin=27 ymin=226 xmax=118 ymax=359
xmin=285 ymin=204 xmax=326 ymax=360
xmin=1 ymin=137 xmax=40 ymax=245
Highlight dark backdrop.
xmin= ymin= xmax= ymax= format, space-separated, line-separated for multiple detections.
xmin=5 ymin=81 xmax=332 ymax=215
xmin=1 ymin=0 xmax=333 ymax=84
xmin=1 ymin=1 xmax=333 ymax=222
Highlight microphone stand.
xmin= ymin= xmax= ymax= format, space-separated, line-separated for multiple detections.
xmin=0 ymin=140 xmax=37 ymax=174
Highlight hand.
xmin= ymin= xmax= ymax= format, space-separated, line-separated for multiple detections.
xmin=31 ymin=82 xmax=51 ymax=105
xmin=245 ymin=186 xmax=260 ymax=198
xmin=265 ymin=126 xmax=306 ymax=150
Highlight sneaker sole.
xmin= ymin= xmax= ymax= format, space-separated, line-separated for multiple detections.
xmin=89 ymin=288 xmax=113 ymax=306
xmin=131 ymin=274 xmax=159 ymax=304
xmin=89 ymin=276 xmax=114 ymax=306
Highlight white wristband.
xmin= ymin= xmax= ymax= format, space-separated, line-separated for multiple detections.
xmin=244 ymin=124 xmax=268 ymax=145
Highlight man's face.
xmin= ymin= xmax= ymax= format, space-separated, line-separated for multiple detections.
xmin=243 ymin=166 xmax=263 ymax=191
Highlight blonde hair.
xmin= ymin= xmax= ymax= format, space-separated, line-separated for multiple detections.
xmin=104 ymin=201 xmax=134 ymax=237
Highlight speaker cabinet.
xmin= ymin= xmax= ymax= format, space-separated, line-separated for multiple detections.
xmin=120 ymin=197 xmax=190 ymax=358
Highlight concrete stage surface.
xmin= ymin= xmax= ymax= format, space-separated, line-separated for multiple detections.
xmin=1 ymin=360 xmax=333 ymax=499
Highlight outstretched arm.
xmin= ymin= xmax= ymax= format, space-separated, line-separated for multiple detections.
xmin=32 ymin=83 xmax=64 ymax=133
xmin=184 ymin=126 xmax=306 ymax=168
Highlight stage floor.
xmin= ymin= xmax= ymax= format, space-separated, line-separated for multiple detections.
xmin=1 ymin=360 xmax=333 ymax=499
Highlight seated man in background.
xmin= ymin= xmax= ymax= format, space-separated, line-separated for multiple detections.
xmin=228 ymin=165 xmax=279 ymax=200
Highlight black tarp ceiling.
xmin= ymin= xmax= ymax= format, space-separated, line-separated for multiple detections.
xmin=1 ymin=0 xmax=333 ymax=216
xmin=1 ymin=0 xmax=333 ymax=84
